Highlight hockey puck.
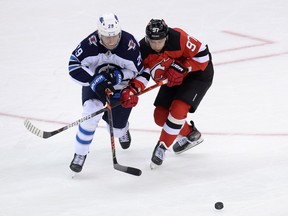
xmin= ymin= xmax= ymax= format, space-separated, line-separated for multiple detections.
xmin=215 ymin=202 xmax=224 ymax=210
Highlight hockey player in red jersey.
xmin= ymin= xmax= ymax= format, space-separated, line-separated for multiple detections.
xmin=139 ymin=19 xmax=214 ymax=167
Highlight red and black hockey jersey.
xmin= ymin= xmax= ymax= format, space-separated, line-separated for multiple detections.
xmin=139 ymin=28 xmax=211 ymax=82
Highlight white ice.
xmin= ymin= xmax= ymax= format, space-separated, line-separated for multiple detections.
xmin=1 ymin=0 xmax=288 ymax=215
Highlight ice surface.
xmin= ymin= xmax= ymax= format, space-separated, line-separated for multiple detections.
xmin=0 ymin=0 xmax=288 ymax=215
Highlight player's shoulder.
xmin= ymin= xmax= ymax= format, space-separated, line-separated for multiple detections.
xmin=164 ymin=28 xmax=183 ymax=52
xmin=168 ymin=27 xmax=188 ymax=43
xmin=115 ymin=30 xmax=140 ymax=56
xmin=111 ymin=31 xmax=140 ymax=62
xmin=81 ymin=31 xmax=101 ymax=46
xmin=170 ymin=27 xmax=188 ymax=36
xmin=121 ymin=30 xmax=135 ymax=38
xmin=120 ymin=30 xmax=138 ymax=45
xmin=77 ymin=31 xmax=102 ymax=55
xmin=71 ymin=31 xmax=101 ymax=60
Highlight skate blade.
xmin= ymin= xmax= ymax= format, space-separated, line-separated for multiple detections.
xmin=174 ymin=138 xmax=204 ymax=155
xmin=71 ymin=171 xmax=78 ymax=179
xmin=150 ymin=162 xmax=158 ymax=170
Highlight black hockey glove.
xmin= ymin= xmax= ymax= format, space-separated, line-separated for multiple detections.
xmin=90 ymin=73 xmax=115 ymax=99
xmin=103 ymin=68 xmax=123 ymax=85
xmin=89 ymin=69 xmax=123 ymax=99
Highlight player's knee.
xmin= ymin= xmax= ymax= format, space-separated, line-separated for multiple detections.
xmin=154 ymin=106 xmax=169 ymax=126
xmin=107 ymin=122 xmax=129 ymax=138
xmin=169 ymin=100 xmax=191 ymax=119
xmin=82 ymin=99 xmax=103 ymax=126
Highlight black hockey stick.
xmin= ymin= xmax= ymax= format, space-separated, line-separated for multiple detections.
xmin=105 ymin=89 xmax=142 ymax=176
xmin=24 ymin=80 xmax=167 ymax=139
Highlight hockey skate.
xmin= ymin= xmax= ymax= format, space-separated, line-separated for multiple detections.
xmin=173 ymin=121 xmax=204 ymax=154
xmin=119 ymin=130 xmax=131 ymax=149
xmin=70 ymin=153 xmax=87 ymax=173
xmin=150 ymin=141 xmax=167 ymax=169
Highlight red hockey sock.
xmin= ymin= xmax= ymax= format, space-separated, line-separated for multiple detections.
xmin=154 ymin=106 xmax=169 ymax=127
xmin=159 ymin=130 xmax=177 ymax=148
xmin=179 ymin=121 xmax=192 ymax=136
xmin=159 ymin=100 xmax=191 ymax=147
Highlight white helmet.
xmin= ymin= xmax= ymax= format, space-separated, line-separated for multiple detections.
xmin=97 ymin=13 xmax=121 ymax=37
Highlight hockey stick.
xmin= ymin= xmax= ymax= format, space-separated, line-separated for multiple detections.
xmin=24 ymin=80 xmax=167 ymax=139
xmin=105 ymin=89 xmax=142 ymax=176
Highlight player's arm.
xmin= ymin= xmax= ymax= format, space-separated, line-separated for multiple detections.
xmin=178 ymin=29 xmax=210 ymax=72
xmin=68 ymin=39 xmax=96 ymax=86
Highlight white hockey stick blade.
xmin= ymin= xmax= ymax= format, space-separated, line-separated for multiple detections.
xmin=24 ymin=119 xmax=45 ymax=138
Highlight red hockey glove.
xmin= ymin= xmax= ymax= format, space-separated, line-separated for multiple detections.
xmin=120 ymin=86 xmax=139 ymax=108
xmin=165 ymin=61 xmax=188 ymax=87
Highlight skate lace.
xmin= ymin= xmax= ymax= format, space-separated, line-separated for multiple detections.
xmin=73 ymin=154 xmax=85 ymax=165
xmin=177 ymin=137 xmax=188 ymax=146
xmin=155 ymin=146 xmax=165 ymax=160
xmin=119 ymin=131 xmax=130 ymax=142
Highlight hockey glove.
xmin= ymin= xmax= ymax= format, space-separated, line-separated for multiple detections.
xmin=120 ymin=86 xmax=139 ymax=108
xmin=90 ymin=69 xmax=123 ymax=97
xmin=165 ymin=61 xmax=188 ymax=87
xmin=104 ymin=68 xmax=123 ymax=85
xmin=120 ymin=79 xmax=145 ymax=108
xmin=89 ymin=73 xmax=115 ymax=98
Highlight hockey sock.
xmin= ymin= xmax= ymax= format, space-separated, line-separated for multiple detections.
xmin=179 ymin=121 xmax=192 ymax=136
xmin=159 ymin=99 xmax=191 ymax=147
xmin=154 ymin=106 xmax=169 ymax=127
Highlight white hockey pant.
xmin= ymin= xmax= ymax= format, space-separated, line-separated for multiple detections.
xmin=74 ymin=99 xmax=129 ymax=155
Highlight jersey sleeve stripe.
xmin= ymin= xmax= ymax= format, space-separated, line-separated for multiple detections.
xmin=192 ymin=55 xmax=210 ymax=63
xmin=194 ymin=44 xmax=209 ymax=58
xmin=193 ymin=45 xmax=210 ymax=63
xmin=69 ymin=55 xmax=80 ymax=62
xmin=69 ymin=65 xmax=82 ymax=72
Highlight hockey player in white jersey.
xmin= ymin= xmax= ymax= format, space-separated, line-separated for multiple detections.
xmin=68 ymin=13 xmax=149 ymax=173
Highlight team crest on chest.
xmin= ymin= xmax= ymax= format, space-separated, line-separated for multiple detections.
xmin=150 ymin=57 xmax=172 ymax=81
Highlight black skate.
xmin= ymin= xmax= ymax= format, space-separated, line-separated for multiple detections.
xmin=150 ymin=141 xmax=167 ymax=169
xmin=173 ymin=121 xmax=204 ymax=154
xmin=119 ymin=130 xmax=131 ymax=149
xmin=70 ymin=153 xmax=87 ymax=173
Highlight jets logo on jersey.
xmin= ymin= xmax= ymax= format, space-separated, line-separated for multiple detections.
xmin=88 ymin=35 xmax=98 ymax=46
xmin=127 ymin=39 xmax=136 ymax=51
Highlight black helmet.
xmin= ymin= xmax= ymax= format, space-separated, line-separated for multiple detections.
xmin=145 ymin=19 xmax=169 ymax=40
